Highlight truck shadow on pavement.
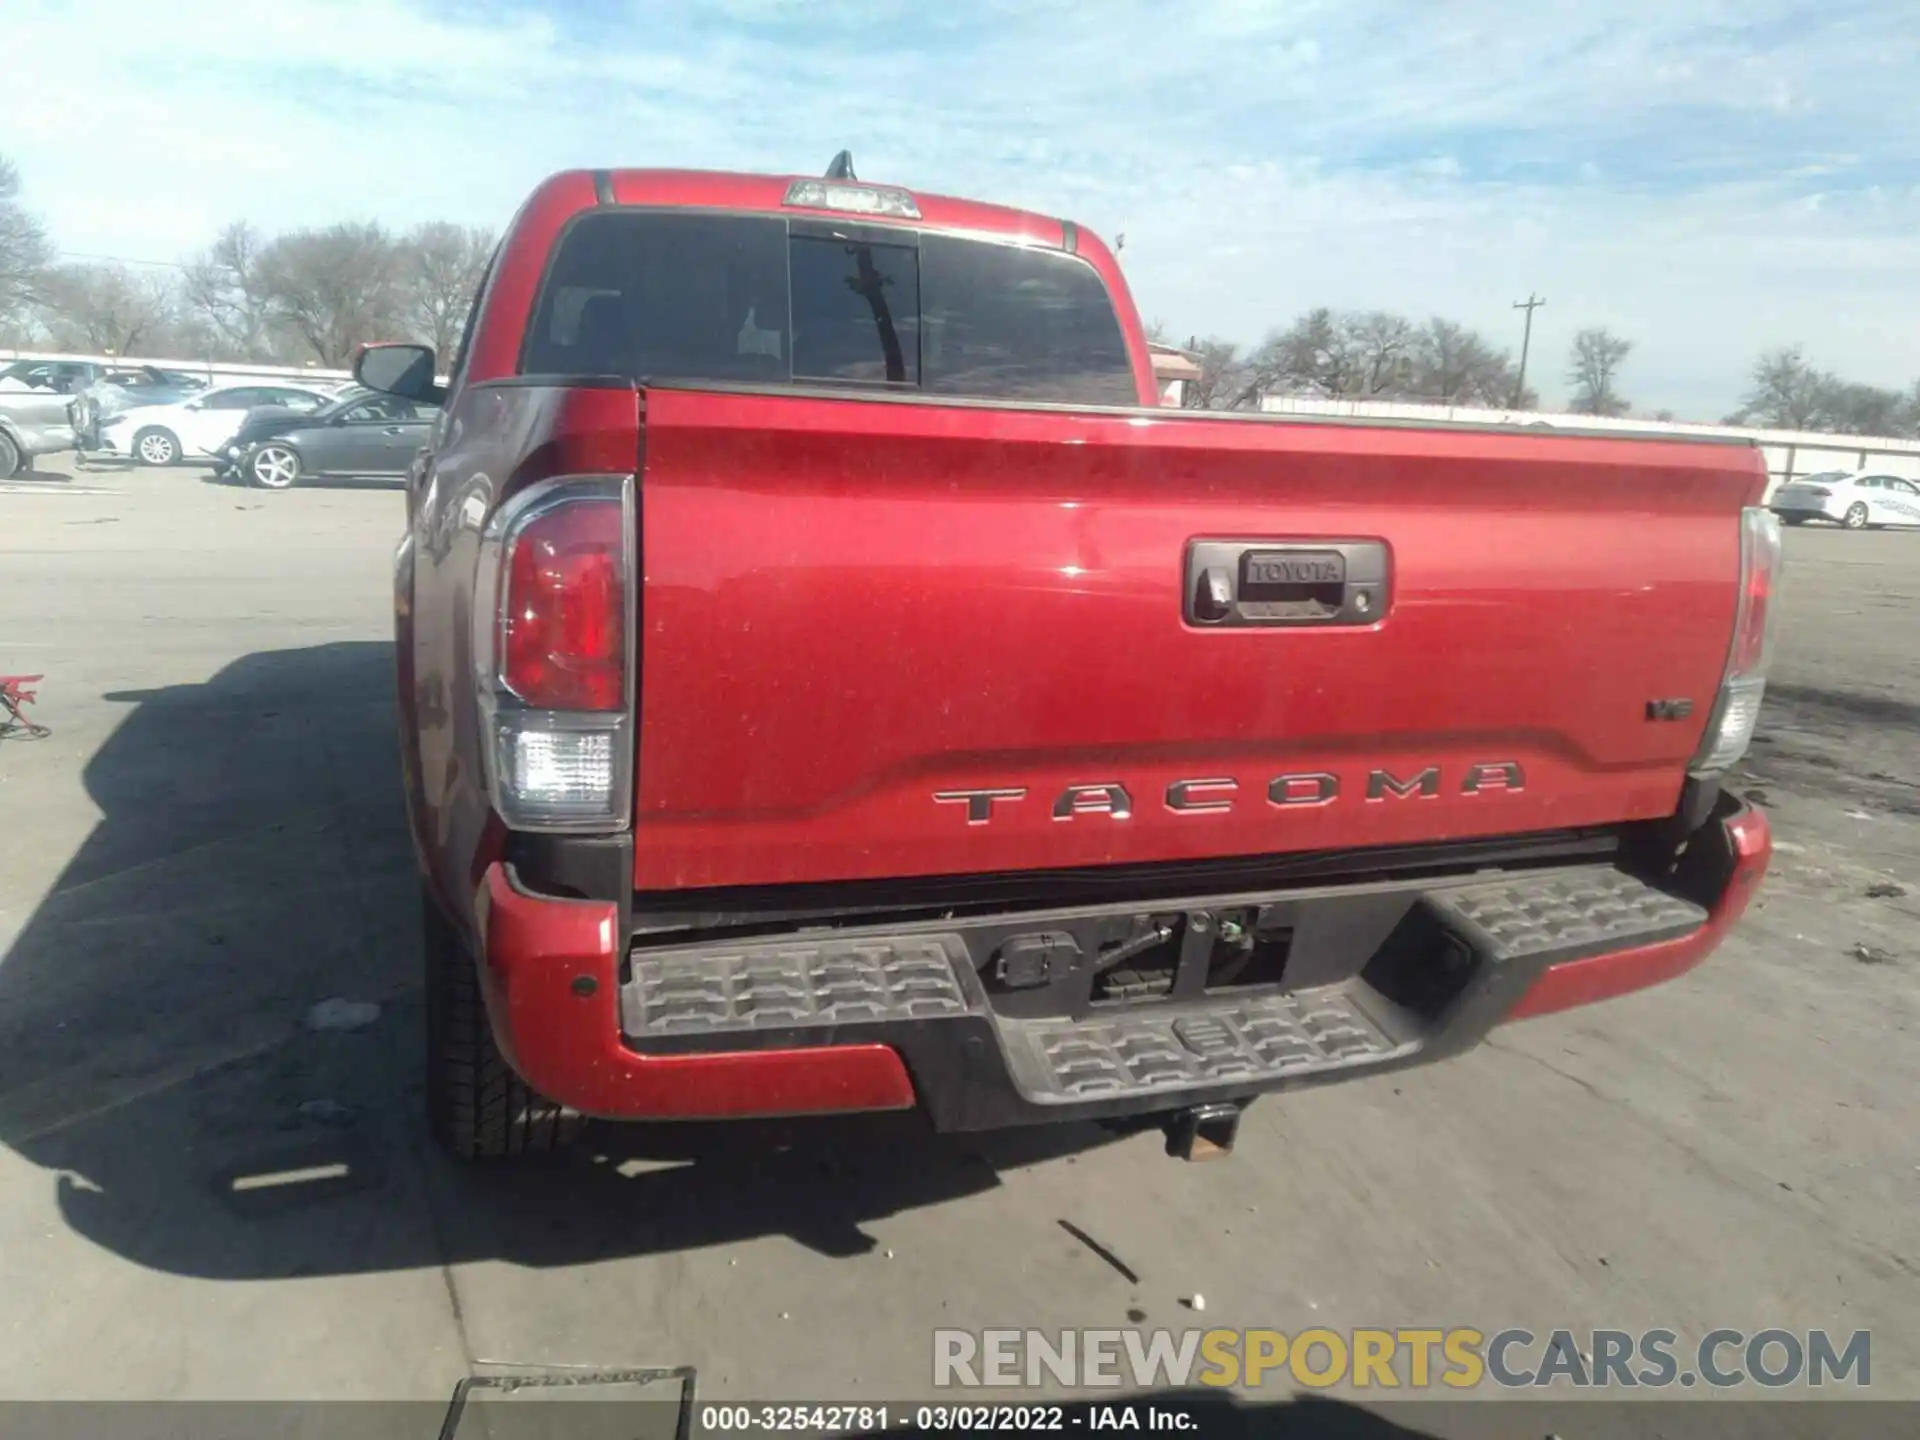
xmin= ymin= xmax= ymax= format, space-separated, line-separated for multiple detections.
xmin=0 ymin=640 xmax=1120 ymax=1281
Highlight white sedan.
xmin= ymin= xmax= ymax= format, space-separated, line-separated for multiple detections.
xmin=98 ymin=383 xmax=343 ymax=466
xmin=1770 ymin=470 xmax=1920 ymax=530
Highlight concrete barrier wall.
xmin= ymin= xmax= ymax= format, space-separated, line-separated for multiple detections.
xmin=2 ymin=348 xmax=354 ymax=388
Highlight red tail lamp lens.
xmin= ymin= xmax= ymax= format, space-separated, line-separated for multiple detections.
xmin=501 ymin=497 xmax=625 ymax=711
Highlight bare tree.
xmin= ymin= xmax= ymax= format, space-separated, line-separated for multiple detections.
xmin=1410 ymin=317 xmax=1526 ymax=406
xmin=395 ymin=222 xmax=495 ymax=360
xmin=37 ymin=264 xmax=183 ymax=355
xmin=1566 ymin=327 xmax=1633 ymax=416
xmin=1346 ymin=311 xmax=1417 ymax=395
xmin=182 ymin=221 xmax=285 ymax=361
xmin=1726 ymin=346 xmax=1919 ymax=436
xmin=255 ymin=221 xmax=403 ymax=367
xmin=1409 ymin=317 xmax=1476 ymax=402
xmin=1819 ymin=381 xmax=1910 ymax=437
xmin=1725 ymin=346 xmax=1829 ymax=430
xmin=1176 ymin=336 xmax=1250 ymax=410
xmin=0 ymin=156 xmax=53 ymax=335
xmin=1158 ymin=306 xmax=1552 ymax=411
xmin=1242 ymin=308 xmax=1345 ymax=400
xmin=1226 ymin=308 xmax=1533 ymax=408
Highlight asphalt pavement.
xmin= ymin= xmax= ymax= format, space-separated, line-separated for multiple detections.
xmin=0 ymin=458 xmax=1914 ymax=1430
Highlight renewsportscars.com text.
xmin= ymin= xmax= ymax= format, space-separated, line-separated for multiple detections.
xmin=933 ymin=1327 xmax=1871 ymax=1391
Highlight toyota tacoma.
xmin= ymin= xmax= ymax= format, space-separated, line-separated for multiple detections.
xmin=357 ymin=159 xmax=1777 ymax=1160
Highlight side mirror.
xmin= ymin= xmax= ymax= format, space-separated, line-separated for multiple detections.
xmin=353 ymin=343 xmax=444 ymax=405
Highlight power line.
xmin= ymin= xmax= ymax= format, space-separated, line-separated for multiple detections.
xmin=55 ymin=250 xmax=188 ymax=271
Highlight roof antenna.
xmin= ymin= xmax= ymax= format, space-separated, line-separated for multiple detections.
xmin=825 ymin=150 xmax=857 ymax=181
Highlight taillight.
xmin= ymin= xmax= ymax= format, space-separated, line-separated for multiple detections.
xmin=1693 ymin=507 xmax=1782 ymax=775
xmin=502 ymin=501 xmax=624 ymax=710
xmin=1802 ymin=486 xmax=1831 ymax=498
xmin=474 ymin=475 xmax=633 ymax=831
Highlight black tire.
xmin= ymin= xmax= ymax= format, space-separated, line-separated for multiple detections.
xmin=0 ymin=431 xmax=19 ymax=480
xmin=1843 ymin=502 xmax=1870 ymax=530
xmin=1779 ymin=514 xmax=1806 ymax=526
xmin=248 ymin=443 xmax=302 ymax=490
xmin=421 ymin=887 xmax=583 ymax=1160
xmin=133 ymin=426 xmax=181 ymax=466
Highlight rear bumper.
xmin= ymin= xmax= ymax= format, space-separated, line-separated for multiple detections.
xmin=1769 ymin=494 xmax=1843 ymax=522
xmin=475 ymin=865 xmax=917 ymax=1120
xmin=473 ymin=800 xmax=1769 ymax=1128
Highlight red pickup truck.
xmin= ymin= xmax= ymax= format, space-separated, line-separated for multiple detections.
xmin=356 ymin=160 xmax=1777 ymax=1161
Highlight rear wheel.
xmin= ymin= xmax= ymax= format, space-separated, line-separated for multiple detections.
xmin=134 ymin=427 xmax=180 ymax=466
xmin=0 ymin=432 xmax=20 ymax=480
xmin=1843 ymin=502 xmax=1870 ymax=530
xmin=249 ymin=444 xmax=302 ymax=490
xmin=422 ymin=887 xmax=584 ymax=1160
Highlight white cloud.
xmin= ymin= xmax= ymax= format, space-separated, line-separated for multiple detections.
xmin=7 ymin=0 xmax=1918 ymax=416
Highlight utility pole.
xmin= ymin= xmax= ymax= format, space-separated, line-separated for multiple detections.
xmin=1511 ymin=293 xmax=1545 ymax=409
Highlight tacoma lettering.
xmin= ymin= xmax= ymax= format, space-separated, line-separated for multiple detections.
xmin=1053 ymin=783 xmax=1134 ymax=820
xmin=942 ymin=765 xmax=1531 ymax=821
xmin=1365 ymin=767 xmax=1442 ymax=801
xmin=1269 ymin=772 xmax=1340 ymax=807
xmin=1166 ymin=778 xmax=1238 ymax=813
xmin=934 ymin=787 xmax=1028 ymax=823
xmin=1462 ymin=762 xmax=1527 ymax=794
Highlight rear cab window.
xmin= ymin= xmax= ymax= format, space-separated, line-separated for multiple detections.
xmin=520 ymin=210 xmax=1136 ymax=406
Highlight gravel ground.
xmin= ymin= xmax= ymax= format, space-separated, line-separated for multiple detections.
xmin=0 ymin=458 xmax=1914 ymax=1434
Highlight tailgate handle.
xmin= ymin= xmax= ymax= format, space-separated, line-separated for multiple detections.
xmin=1185 ymin=540 xmax=1389 ymax=628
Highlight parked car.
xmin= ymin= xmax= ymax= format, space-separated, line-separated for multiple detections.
xmin=362 ymin=163 xmax=1776 ymax=1162
xmin=97 ymin=383 xmax=341 ymax=465
xmin=99 ymin=366 xmax=212 ymax=407
xmin=1 ymin=360 xmax=209 ymax=399
xmin=71 ymin=369 xmax=216 ymax=457
xmin=0 ymin=388 xmax=77 ymax=478
xmin=210 ymin=386 xmax=371 ymax=480
xmin=1770 ymin=470 xmax=1920 ymax=529
xmin=0 ymin=359 xmax=104 ymax=394
xmin=234 ymin=390 xmax=439 ymax=488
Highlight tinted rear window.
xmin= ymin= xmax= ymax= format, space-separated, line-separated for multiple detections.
xmin=789 ymin=233 xmax=920 ymax=385
xmin=521 ymin=210 xmax=1136 ymax=406
xmin=918 ymin=234 xmax=1135 ymax=404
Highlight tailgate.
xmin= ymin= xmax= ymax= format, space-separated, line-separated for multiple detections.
xmin=633 ymin=389 xmax=1763 ymax=891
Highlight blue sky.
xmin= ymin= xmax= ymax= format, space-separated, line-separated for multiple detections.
xmin=10 ymin=0 xmax=1919 ymax=416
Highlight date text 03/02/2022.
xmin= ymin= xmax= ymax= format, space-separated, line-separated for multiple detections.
xmin=696 ymin=1403 xmax=1194 ymax=1433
